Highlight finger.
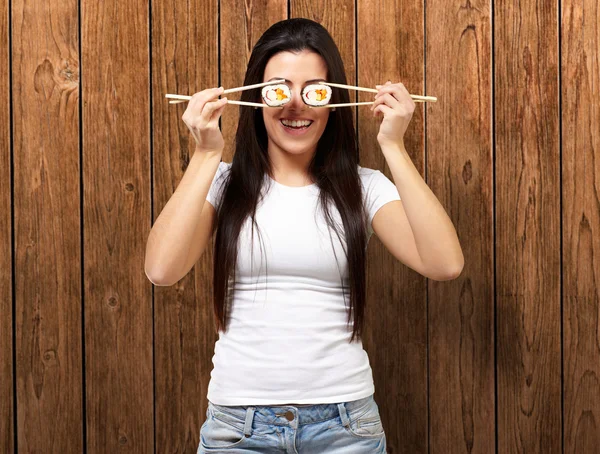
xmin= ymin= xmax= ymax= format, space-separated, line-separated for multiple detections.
xmin=201 ymin=98 xmax=226 ymax=124
xmin=374 ymin=87 xmax=396 ymax=102
xmin=395 ymin=84 xmax=416 ymax=108
xmin=375 ymin=80 xmax=393 ymax=89
xmin=207 ymin=98 xmax=228 ymax=124
xmin=191 ymin=86 xmax=223 ymax=103
xmin=208 ymin=86 xmax=224 ymax=97
xmin=370 ymin=93 xmax=399 ymax=111
xmin=396 ymin=83 xmax=412 ymax=100
xmin=375 ymin=83 xmax=401 ymax=97
xmin=191 ymin=86 xmax=224 ymax=110
xmin=380 ymin=93 xmax=401 ymax=108
xmin=376 ymin=81 xmax=402 ymax=90
xmin=373 ymin=103 xmax=393 ymax=117
xmin=378 ymin=87 xmax=410 ymax=106
xmin=370 ymin=94 xmax=384 ymax=110
xmin=396 ymin=83 xmax=412 ymax=99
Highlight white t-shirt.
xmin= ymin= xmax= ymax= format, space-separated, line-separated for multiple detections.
xmin=204 ymin=160 xmax=401 ymax=405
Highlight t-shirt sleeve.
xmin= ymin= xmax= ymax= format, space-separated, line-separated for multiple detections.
xmin=364 ymin=169 xmax=401 ymax=235
xmin=206 ymin=160 xmax=230 ymax=210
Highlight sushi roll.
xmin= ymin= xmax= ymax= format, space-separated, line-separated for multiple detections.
xmin=261 ymin=83 xmax=291 ymax=107
xmin=302 ymin=83 xmax=332 ymax=106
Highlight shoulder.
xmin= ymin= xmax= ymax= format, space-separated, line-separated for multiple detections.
xmin=357 ymin=164 xmax=378 ymax=178
xmin=217 ymin=160 xmax=232 ymax=171
xmin=209 ymin=160 xmax=232 ymax=191
xmin=357 ymin=164 xmax=381 ymax=189
xmin=357 ymin=164 xmax=400 ymax=202
xmin=214 ymin=160 xmax=232 ymax=180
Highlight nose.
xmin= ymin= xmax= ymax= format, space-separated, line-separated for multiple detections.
xmin=286 ymin=85 xmax=307 ymax=111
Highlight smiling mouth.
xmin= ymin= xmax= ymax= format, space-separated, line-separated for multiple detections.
xmin=279 ymin=120 xmax=313 ymax=131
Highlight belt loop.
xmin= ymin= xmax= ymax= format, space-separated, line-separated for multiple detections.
xmin=243 ymin=407 xmax=256 ymax=436
xmin=337 ymin=403 xmax=350 ymax=427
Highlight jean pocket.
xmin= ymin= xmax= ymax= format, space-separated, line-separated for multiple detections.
xmin=344 ymin=398 xmax=385 ymax=439
xmin=200 ymin=406 xmax=249 ymax=450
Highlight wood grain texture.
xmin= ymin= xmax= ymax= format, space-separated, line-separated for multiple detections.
xmin=12 ymin=0 xmax=83 ymax=451
xmin=496 ymin=0 xmax=562 ymax=452
xmin=427 ymin=0 xmax=495 ymax=453
xmin=152 ymin=0 xmax=220 ymax=451
xmin=0 ymin=0 xmax=12 ymax=448
xmin=3 ymin=0 xmax=599 ymax=453
xmin=221 ymin=0 xmax=286 ymax=158
xmin=82 ymin=0 xmax=152 ymax=451
xmin=358 ymin=0 xmax=429 ymax=452
xmin=562 ymin=0 xmax=600 ymax=452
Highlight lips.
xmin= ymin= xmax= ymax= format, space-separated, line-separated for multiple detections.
xmin=280 ymin=119 xmax=313 ymax=126
xmin=279 ymin=119 xmax=313 ymax=136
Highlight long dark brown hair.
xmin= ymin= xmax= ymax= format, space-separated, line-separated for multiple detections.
xmin=212 ymin=18 xmax=369 ymax=343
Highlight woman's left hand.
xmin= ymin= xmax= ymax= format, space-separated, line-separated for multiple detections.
xmin=371 ymin=80 xmax=416 ymax=148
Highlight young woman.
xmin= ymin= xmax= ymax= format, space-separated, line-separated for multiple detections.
xmin=146 ymin=17 xmax=463 ymax=454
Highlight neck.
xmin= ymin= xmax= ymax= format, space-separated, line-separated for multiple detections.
xmin=267 ymin=141 xmax=316 ymax=183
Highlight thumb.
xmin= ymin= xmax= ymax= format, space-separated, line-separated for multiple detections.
xmin=375 ymin=80 xmax=393 ymax=89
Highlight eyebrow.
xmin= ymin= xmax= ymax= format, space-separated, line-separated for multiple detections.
xmin=267 ymin=77 xmax=327 ymax=84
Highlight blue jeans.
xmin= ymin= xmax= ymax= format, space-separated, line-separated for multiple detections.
xmin=197 ymin=394 xmax=387 ymax=453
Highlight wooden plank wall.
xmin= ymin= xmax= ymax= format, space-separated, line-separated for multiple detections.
xmin=1 ymin=0 xmax=598 ymax=452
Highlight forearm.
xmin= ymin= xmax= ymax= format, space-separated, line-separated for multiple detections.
xmin=380 ymin=142 xmax=464 ymax=276
xmin=145 ymin=148 xmax=222 ymax=282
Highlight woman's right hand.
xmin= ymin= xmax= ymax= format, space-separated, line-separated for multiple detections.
xmin=181 ymin=86 xmax=228 ymax=153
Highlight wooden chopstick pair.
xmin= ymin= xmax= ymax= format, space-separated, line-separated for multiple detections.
xmin=165 ymin=79 xmax=437 ymax=107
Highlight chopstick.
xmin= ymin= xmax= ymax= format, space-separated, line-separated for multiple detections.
xmin=221 ymin=79 xmax=286 ymax=94
xmin=323 ymin=82 xmax=436 ymax=102
xmin=166 ymin=95 xmax=265 ymax=107
xmin=165 ymin=79 xmax=286 ymax=106
xmin=165 ymin=79 xmax=437 ymax=105
xmin=167 ymin=98 xmax=430 ymax=106
xmin=167 ymin=98 xmax=429 ymax=106
xmin=319 ymin=99 xmax=429 ymax=108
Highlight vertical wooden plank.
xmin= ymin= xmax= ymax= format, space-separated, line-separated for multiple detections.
xmin=12 ymin=0 xmax=83 ymax=451
xmin=358 ymin=0 xmax=429 ymax=452
xmin=563 ymin=0 xmax=600 ymax=452
xmin=0 ymin=0 xmax=12 ymax=448
xmin=496 ymin=0 xmax=561 ymax=452
xmin=82 ymin=0 xmax=152 ymax=450
xmin=221 ymin=3 xmax=287 ymax=159
xmin=153 ymin=1 xmax=288 ymax=449
xmin=152 ymin=0 xmax=221 ymax=451
xmin=426 ymin=0 xmax=495 ymax=452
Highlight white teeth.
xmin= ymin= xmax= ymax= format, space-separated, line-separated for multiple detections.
xmin=281 ymin=119 xmax=312 ymax=128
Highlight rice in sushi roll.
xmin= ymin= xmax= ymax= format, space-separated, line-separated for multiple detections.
xmin=302 ymin=83 xmax=332 ymax=106
xmin=261 ymin=84 xmax=291 ymax=107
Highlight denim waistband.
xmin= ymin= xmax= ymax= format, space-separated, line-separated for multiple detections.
xmin=208 ymin=394 xmax=374 ymax=427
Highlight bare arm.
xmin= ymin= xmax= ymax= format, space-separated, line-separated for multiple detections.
xmin=145 ymin=148 xmax=223 ymax=285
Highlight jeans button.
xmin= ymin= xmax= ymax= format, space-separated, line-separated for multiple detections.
xmin=285 ymin=410 xmax=294 ymax=421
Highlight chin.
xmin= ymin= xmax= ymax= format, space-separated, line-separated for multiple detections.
xmin=265 ymin=119 xmax=325 ymax=155
xmin=278 ymin=141 xmax=316 ymax=154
